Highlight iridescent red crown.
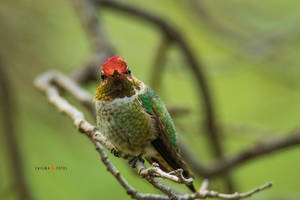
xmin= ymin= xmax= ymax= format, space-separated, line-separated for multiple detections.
xmin=102 ymin=56 xmax=128 ymax=76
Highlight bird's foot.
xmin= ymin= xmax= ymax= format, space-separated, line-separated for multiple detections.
xmin=128 ymin=154 xmax=144 ymax=168
xmin=110 ymin=148 xmax=121 ymax=157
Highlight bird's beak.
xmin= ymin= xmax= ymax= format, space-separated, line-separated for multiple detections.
xmin=111 ymin=69 xmax=122 ymax=79
xmin=113 ymin=69 xmax=120 ymax=76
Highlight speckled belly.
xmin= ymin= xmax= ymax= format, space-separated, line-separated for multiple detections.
xmin=95 ymin=97 xmax=155 ymax=156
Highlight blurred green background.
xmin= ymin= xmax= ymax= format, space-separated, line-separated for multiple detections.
xmin=1 ymin=0 xmax=300 ymax=199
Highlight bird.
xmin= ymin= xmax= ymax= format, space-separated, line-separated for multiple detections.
xmin=95 ymin=56 xmax=195 ymax=192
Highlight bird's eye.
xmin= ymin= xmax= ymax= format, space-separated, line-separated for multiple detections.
xmin=125 ymin=69 xmax=131 ymax=75
xmin=101 ymin=74 xmax=107 ymax=80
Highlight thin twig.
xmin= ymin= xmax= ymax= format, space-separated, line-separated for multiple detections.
xmin=93 ymin=141 xmax=171 ymax=200
xmin=140 ymin=163 xmax=193 ymax=185
xmin=0 ymin=59 xmax=34 ymax=200
xmin=190 ymin=182 xmax=272 ymax=200
xmin=199 ymin=179 xmax=209 ymax=193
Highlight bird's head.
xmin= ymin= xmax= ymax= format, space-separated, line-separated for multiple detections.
xmin=101 ymin=56 xmax=131 ymax=79
xmin=95 ymin=56 xmax=142 ymax=101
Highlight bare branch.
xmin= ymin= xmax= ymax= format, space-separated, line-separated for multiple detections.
xmin=182 ymin=131 xmax=300 ymax=178
xmin=210 ymin=131 xmax=300 ymax=177
xmin=34 ymin=71 xmax=115 ymax=152
xmin=191 ymin=182 xmax=272 ymax=200
xmin=199 ymin=179 xmax=209 ymax=193
xmin=0 ymin=59 xmax=34 ymax=200
xmin=93 ymin=141 xmax=171 ymax=200
xmin=139 ymin=163 xmax=193 ymax=185
xmin=34 ymin=71 xmax=271 ymax=199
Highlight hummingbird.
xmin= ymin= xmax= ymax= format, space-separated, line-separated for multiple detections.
xmin=95 ymin=56 xmax=195 ymax=192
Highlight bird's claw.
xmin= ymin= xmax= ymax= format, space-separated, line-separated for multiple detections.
xmin=110 ymin=148 xmax=121 ymax=157
xmin=129 ymin=154 xmax=144 ymax=168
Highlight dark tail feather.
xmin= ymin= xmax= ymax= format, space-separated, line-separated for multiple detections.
xmin=187 ymin=184 xmax=196 ymax=193
xmin=151 ymin=138 xmax=196 ymax=192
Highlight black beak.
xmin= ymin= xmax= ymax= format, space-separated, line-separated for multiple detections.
xmin=112 ymin=69 xmax=121 ymax=77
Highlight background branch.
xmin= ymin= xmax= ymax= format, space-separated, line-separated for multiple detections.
xmin=0 ymin=58 xmax=34 ymax=200
xmin=181 ymin=131 xmax=300 ymax=177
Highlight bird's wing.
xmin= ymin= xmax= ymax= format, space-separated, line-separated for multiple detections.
xmin=138 ymin=88 xmax=195 ymax=192
xmin=138 ymin=88 xmax=194 ymax=178
xmin=138 ymin=88 xmax=178 ymax=151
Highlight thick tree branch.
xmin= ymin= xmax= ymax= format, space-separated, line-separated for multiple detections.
xmin=34 ymin=71 xmax=271 ymax=199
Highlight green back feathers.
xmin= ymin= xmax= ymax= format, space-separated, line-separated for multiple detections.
xmin=138 ymin=92 xmax=153 ymax=114
xmin=139 ymin=89 xmax=178 ymax=152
